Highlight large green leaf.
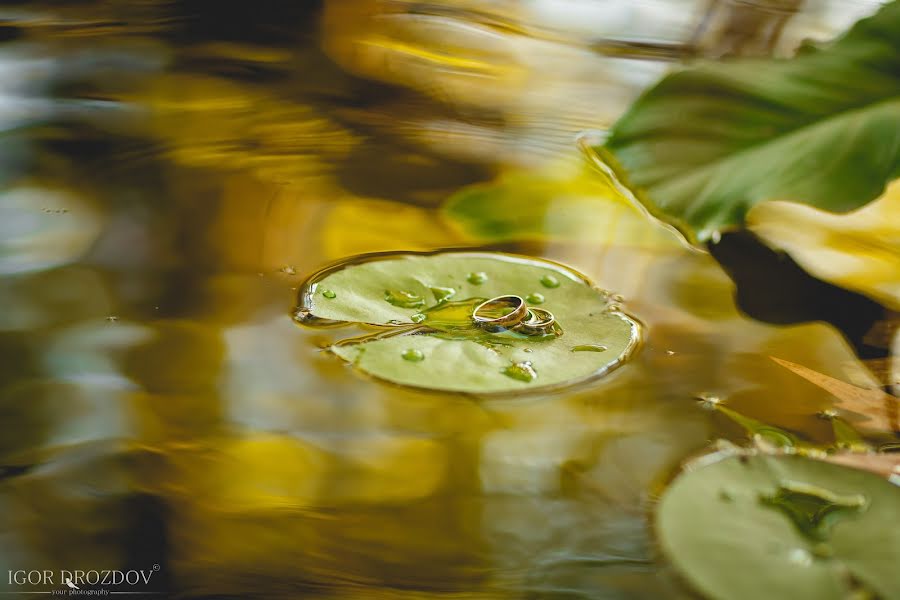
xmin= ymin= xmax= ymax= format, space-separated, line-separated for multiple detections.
xmin=295 ymin=252 xmax=640 ymax=394
xmin=656 ymin=452 xmax=900 ymax=600
xmin=598 ymin=1 xmax=900 ymax=244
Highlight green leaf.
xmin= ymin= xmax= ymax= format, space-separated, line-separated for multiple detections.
xmin=296 ymin=252 xmax=640 ymax=394
xmin=599 ymin=1 xmax=900 ymax=244
xmin=656 ymin=452 xmax=900 ymax=600
xmin=442 ymin=164 xmax=681 ymax=249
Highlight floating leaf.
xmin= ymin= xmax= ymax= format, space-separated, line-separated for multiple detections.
xmin=599 ymin=2 xmax=900 ymax=243
xmin=296 ymin=252 xmax=640 ymax=393
xmin=748 ymin=179 xmax=900 ymax=310
xmin=770 ymin=356 xmax=898 ymax=435
xmin=656 ymin=453 xmax=900 ymax=600
xmin=442 ymin=164 xmax=681 ymax=249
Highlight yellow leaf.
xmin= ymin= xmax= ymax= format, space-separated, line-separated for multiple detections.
xmin=748 ymin=179 xmax=900 ymax=310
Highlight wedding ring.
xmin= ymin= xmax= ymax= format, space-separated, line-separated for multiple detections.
xmin=514 ymin=308 xmax=559 ymax=336
xmin=472 ymin=295 xmax=528 ymax=331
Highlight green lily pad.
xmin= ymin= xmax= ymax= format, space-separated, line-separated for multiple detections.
xmin=656 ymin=452 xmax=900 ymax=600
xmin=295 ymin=252 xmax=640 ymax=394
xmin=598 ymin=2 xmax=900 ymax=244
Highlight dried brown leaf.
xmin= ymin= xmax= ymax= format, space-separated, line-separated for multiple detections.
xmin=770 ymin=356 xmax=898 ymax=434
xmin=823 ymin=453 xmax=900 ymax=480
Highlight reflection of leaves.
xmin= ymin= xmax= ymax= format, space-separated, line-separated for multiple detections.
xmin=657 ymin=452 xmax=900 ymax=600
xmin=749 ymin=180 xmax=900 ymax=310
xmin=442 ymin=164 xmax=681 ymax=248
xmin=770 ymin=356 xmax=898 ymax=435
xmin=299 ymin=252 xmax=640 ymax=393
xmin=598 ymin=2 xmax=900 ymax=243
xmin=322 ymin=198 xmax=463 ymax=260
xmin=0 ymin=187 xmax=103 ymax=275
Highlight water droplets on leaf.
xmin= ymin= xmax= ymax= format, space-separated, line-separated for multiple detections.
xmin=401 ymin=349 xmax=425 ymax=363
xmin=467 ymin=271 xmax=488 ymax=285
xmin=322 ymin=289 xmax=336 ymax=299
xmin=525 ymin=293 xmax=545 ymax=305
xmin=430 ymin=286 xmax=456 ymax=303
xmin=502 ymin=360 xmax=536 ymax=383
xmin=540 ymin=275 xmax=560 ymax=288
xmin=384 ymin=289 xmax=426 ymax=308
xmin=786 ymin=548 xmax=813 ymax=567
xmin=295 ymin=252 xmax=640 ymax=394
xmin=572 ymin=344 xmax=607 ymax=353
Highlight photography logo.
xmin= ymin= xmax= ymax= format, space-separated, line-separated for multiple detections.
xmin=5 ymin=565 xmax=161 ymax=596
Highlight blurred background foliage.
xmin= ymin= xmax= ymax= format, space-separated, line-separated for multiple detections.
xmin=0 ymin=1 xmax=896 ymax=598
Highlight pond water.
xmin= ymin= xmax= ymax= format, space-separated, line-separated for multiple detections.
xmin=0 ymin=1 xmax=894 ymax=598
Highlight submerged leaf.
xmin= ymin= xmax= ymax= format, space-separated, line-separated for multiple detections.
xmin=599 ymin=2 xmax=900 ymax=243
xmin=770 ymin=356 xmax=898 ymax=435
xmin=656 ymin=453 xmax=900 ymax=600
xmin=296 ymin=252 xmax=640 ymax=393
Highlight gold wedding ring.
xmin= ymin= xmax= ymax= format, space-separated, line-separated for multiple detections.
xmin=514 ymin=308 xmax=559 ymax=337
xmin=472 ymin=295 xmax=528 ymax=331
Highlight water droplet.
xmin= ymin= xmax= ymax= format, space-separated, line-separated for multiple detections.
xmin=523 ymin=348 xmax=533 ymax=353
xmin=710 ymin=230 xmax=722 ymax=244
xmin=526 ymin=293 xmax=545 ymax=305
xmin=665 ymin=350 xmax=676 ymax=356
xmin=571 ymin=344 xmax=607 ymax=353
xmin=105 ymin=315 xmax=119 ymax=323
xmin=817 ymin=409 xmax=838 ymax=420
xmin=760 ymin=481 xmax=868 ymax=541
xmin=322 ymin=289 xmax=336 ymax=299
xmin=719 ymin=488 xmax=734 ymax=502
xmin=467 ymin=272 xmax=488 ymax=285
xmin=540 ymin=275 xmax=560 ymax=288
xmin=786 ymin=548 xmax=812 ymax=567
xmin=280 ymin=265 xmax=297 ymax=275
xmin=431 ymin=286 xmax=456 ymax=303
xmin=387 ymin=319 xmax=405 ymax=325
xmin=401 ymin=349 xmax=425 ymax=362
xmin=410 ymin=313 xmax=427 ymax=324
xmin=611 ymin=294 xmax=625 ymax=303
xmin=502 ymin=361 xmax=537 ymax=383
xmin=384 ymin=289 xmax=425 ymax=308
xmin=811 ymin=543 xmax=833 ymax=559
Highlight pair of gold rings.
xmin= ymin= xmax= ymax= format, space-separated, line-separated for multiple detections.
xmin=472 ymin=295 xmax=557 ymax=336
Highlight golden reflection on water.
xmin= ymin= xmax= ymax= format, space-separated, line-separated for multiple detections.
xmin=0 ymin=1 xmax=892 ymax=598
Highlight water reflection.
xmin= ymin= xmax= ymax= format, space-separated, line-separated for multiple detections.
xmin=0 ymin=1 xmax=892 ymax=598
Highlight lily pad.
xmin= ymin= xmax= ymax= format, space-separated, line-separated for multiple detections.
xmin=295 ymin=252 xmax=640 ymax=394
xmin=598 ymin=2 xmax=900 ymax=244
xmin=656 ymin=452 xmax=900 ymax=600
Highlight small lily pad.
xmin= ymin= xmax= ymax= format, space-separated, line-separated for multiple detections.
xmin=656 ymin=452 xmax=900 ymax=600
xmin=295 ymin=252 xmax=640 ymax=394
